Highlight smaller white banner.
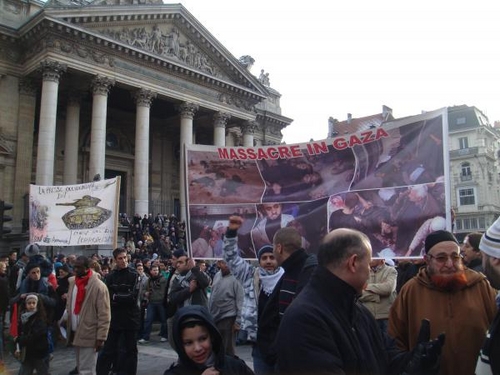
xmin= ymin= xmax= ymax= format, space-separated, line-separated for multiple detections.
xmin=29 ymin=177 xmax=120 ymax=246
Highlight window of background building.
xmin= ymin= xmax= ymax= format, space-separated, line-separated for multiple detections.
xmin=458 ymin=137 xmax=469 ymax=149
xmin=459 ymin=188 xmax=475 ymax=205
xmin=479 ymin=217 xmax=486 ymax=230
xmin=456 ymin=117 xmax=466 ymax=125
xmin=460 ymin=162 xmax=472 ymax=180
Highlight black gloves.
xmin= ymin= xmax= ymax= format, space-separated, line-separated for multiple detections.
xmin=403 ymin=319 xmax=445 ymax=375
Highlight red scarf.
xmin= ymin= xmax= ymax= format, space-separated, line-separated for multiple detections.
xmin=74 ymin=270 xmax=91 ymax=315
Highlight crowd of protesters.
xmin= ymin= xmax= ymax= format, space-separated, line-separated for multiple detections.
xmin=0 ymin=211 xmax=499 ymax=375
xmin=119 ymin=213 xmax=186 ymax=260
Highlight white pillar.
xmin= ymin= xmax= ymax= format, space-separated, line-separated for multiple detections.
xmin=242 ymin=121 xmax=258 ymax=147
xmin=178 ymin=102 xmax=198 ymax=221
xmin=63 ymin=93 xmax=81 ymax=185
xmin=89 ymin=75 xmax=114 ymax=181
xmin=213 ymin=112 xmax=230 ymax=147
xmin=35 ymin=60 xmax=66 ymax=185
xmin=134 ymin=89 xmax=156 ymax=217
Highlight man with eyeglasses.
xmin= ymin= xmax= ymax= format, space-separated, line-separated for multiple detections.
xmin=389 ymin=230 xmax=497 ymax=375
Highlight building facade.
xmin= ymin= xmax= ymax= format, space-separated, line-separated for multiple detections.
xmin=0 ymin=0 xmax=292 ymax=251
xmin=448 ymin=105 xmax=500 ymax=241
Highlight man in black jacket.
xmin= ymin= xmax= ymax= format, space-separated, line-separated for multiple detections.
xmin=168 ymin=251 xmax=211 ymax=310
xmin=256 ymin=227 xmax=317 ymax=373
xmin=96 ymin=248 xmax=140 ymax=375
xmin=276 ymin=228 xmax=444 ymax=375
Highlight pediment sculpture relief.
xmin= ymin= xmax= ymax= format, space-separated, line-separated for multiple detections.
xmin=99 ymin=25 xmax=222 ymax=78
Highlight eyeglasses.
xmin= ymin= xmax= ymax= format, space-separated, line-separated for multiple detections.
xmin=427 ymin=253 xmax=462 ymax=264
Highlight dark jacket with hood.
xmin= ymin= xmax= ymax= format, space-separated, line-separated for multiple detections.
xmin=257 ymin=248 xmax=317 ymax=366
xmin=164 ymin=305 xmax=254 ymax=375
xmin=17 ymin=310 xmax=49 ymax=360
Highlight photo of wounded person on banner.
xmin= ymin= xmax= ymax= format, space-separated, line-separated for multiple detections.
xmin=259 ymin=158 xmax=322 ymax=202
xmin=187 ymin=151 xmax=264 ymax=204
xmin=250 ymin=202 xmax=311 ymax=252
xmin=327 ymin=183 xmax=446 ymax=257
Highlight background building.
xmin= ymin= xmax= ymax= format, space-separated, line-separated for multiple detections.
xmin=0 ymin=0 xmax=292 ymax=253
xmin=448 ymin=105 xmax=500 ymax=241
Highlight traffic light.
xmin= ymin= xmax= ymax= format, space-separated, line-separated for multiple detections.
xmin=0 ymin=200 xmax=13 ymax=237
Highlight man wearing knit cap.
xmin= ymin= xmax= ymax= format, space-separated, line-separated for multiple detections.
xmin=222 ymin=215 xmax=284 ymax=375
xmin=389 ymin=230 xmax=497 ymax=375
xmin=476 ymin=217 xmax=500 ymax=375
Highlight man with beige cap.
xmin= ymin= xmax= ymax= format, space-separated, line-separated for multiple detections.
xmin=476 ymin=218 xmax=500 ymax=375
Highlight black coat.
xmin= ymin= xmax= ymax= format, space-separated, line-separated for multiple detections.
xmin=17 ymin=312 xmax=49 ymax=360
xmin=164 ymin=305 xmax=254 ymax=375
xmin=106 ymin=266 xmax=140 ymax=330
xmin=277 ymin=266 xmax=410 ymax=375
xmin=257 ymin=249 xmax=317 ymax=366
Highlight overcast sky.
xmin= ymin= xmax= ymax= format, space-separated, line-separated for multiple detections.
xmin=179 ymin=0 xmax=500 ymax=144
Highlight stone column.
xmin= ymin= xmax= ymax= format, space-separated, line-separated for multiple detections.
xmin=213 ymin=112 xmax=230 ymax=147
xmin=13 ymin=79 xmax=37 ymax=229
xmin=242 ymin=121 xmax=258 ymax=147
xmin=177 ymin=102 xmax=198 ymax=221
xmin=225 ymin=130 xmax=235 ymax=146
xmin=35 ymin=60 xmax=66 ymax=185
xmin=63 ymin=92 xmax=82 ymax=185
xmin=89 ymin=75 xmax=114 ymax=181
xmin=133 ymin=89 xmax=156 ymax=217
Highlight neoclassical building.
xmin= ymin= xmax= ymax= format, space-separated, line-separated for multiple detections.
xmin=0 ymin=0 xmax=292 ymax=244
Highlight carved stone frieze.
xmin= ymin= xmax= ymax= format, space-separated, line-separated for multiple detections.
xmin=267 ymin=125 xmax=282 ymax=136
xmin=218 ymin=93 xmax=255 ymax=112
xmin=0 ymin=132 xmax=14 ymax=155
xmin=39 ymin=60 xmax=67 ymax=83
xmin=91 ymin=75 xmax=115 ymax=96
xmin=93 ymin=0 xmax=163 ymax=4
xmin=98 ymin=25 xmax=221 ymax=78
xmin=18 ymin=79 xmax=37 ymax=97
xmin=0 ymin=44 xmax=21 ymax=63
xmin=242 ymin=121 xmax=259 ymax=135
xmin=59 ymin=39 xmax=116 ymax=67
xmin=177 ymin=102 xmax=198 ymax=118
xmin=213 ymin=112 xmax=231 ymax=128
xmin=134 ymin=89 xmax=156 ymax=108
xmin=3 ymin=0 xmax=23 ymax=15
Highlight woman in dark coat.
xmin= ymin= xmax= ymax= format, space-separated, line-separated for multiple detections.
xmin=164 ymin=305 xmax=254 ymax=375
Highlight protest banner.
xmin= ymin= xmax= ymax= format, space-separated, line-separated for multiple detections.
xmin=29 ymin=177 xmax=120 ymax=247
xmin=185 ymin=108 xmax=450 ymax=259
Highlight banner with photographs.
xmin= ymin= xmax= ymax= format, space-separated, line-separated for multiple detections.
xmin=185 ymin=108 xmax=450 ymax=259
xmin=29 ymin=177 xmax=121 ymax=246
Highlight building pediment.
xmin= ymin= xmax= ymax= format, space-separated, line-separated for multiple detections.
xmin=36 ymin=3 xmax=267 ymax=99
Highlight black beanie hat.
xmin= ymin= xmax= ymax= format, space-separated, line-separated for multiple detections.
xmin=257 ymin=245 xmax=273 ymax=260
xmin=424 ymin=230 xmax=459 ymax=253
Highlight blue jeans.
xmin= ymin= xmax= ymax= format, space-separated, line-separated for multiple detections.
xmin=142 ymin=302 xmax=167 ymax=340
xmin=252 ymin=344 xmax=277 ymax=375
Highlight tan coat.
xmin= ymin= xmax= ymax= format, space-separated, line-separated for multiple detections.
xmin=66 ymin=270 xmax=111 ymax=347
xmin=389 ymin=267 xmax=497 ymax=375
xmin=359 ymin=263 xmax=397 ymax=320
